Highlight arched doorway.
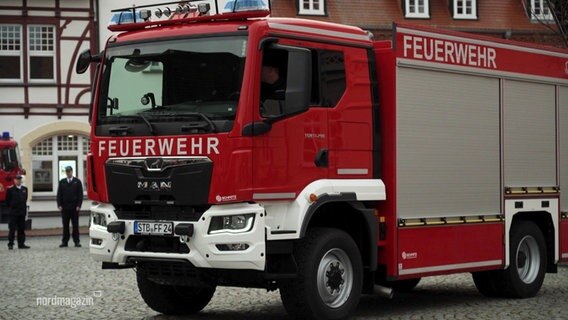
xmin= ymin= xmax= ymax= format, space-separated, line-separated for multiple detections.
xmin=31 ymin=134 xmax=90 ymax=195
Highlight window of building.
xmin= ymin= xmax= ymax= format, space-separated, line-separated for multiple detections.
xmin=28 ymin=25 xmax=55 ymax=80
xmin=405 ymin=0 xmax=430 ymax=18
xmin=0 ymin=24 xmax=56 ymax=82
xmin=0 ymin=24 xmax=22 ymax=81
xmin=32 ymin=135 xmax=90 ymax=195
xmin=529 ymin=0 xmax=553 ymax=21
xmin=298 ymin=0 xmax=325 ymax=16
xmin=453 ymin=0 xmax=477 ymax=19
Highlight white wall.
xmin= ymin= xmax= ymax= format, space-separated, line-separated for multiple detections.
xmin=0 ymin=116 xmax=87 ymax=145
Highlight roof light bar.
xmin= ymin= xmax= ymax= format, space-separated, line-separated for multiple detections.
xmin=139 ymin=9 xmax=152 ymax=21
xmin=107 ymin=0 xmax=270 ymax=31
xmin=198 ymin=3 xmax=211 ymax=14
xmin=222 ymin=0 xmax=269 ymax=13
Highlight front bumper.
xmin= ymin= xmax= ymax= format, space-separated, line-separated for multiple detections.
xmin=89 ymin=202 xmax=266 ymax=270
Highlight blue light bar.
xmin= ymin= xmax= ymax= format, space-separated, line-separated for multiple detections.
xmin=2 ymin=132 xmax=10 ymax=140
xmin=109 ymin=11 xmax=144 ymax=26
xmin=222 ymin=0 xmax=269 ymax=13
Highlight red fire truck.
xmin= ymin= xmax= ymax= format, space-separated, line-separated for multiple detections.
xmin=0 ymin=132 xmax=25 ymax=223
xmin=80 ymin=1 xmax=568 ymax=319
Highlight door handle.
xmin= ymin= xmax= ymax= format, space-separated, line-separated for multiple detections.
xmin=242 ymin=122 xmax=272 ymax=136
xmin=314 ymin=149 xmax=328 ymax=168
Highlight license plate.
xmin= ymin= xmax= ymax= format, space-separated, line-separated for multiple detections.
xmin=134 ymin=221 xmax=173 ymax=235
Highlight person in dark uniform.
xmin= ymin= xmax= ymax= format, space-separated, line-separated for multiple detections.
xmin=6 ymin=175 xmax=30 ymax=250
xmin=57 ymin=166 xmax=83 ymax=248
xmin=260 ymin=50 xmax=287 ymax=102
xmin=260 ymin=50 xmax=288 ymax=117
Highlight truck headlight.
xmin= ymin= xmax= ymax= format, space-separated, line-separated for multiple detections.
xmin=92 ymin=212 xmax=107 ymax=227
xmin=208 ymin=214 xmax=255 ymax=234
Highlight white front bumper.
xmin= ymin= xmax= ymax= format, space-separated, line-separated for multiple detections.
xmin=89 ymin=202 xmax=266 ymax=270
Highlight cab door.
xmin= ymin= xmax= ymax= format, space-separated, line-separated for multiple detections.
xmin=250 ymin=39 xmax=329 ymax=201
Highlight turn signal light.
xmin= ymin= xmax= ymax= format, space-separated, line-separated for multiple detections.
xmin=309 ymin=193 xmax=318 ymax=202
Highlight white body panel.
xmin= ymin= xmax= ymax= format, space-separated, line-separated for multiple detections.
xmin=504 ymin=199 xmax=559 ymax=267
xmin=90 ymin=179 xmax=386 ymax=267
xmin=262 ymin=179 xmax=386 ymax=240
xmin=90 ymin=202 xmax=267 ymax=270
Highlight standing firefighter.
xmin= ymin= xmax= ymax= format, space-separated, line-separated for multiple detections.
xmin=6 ymin=175 xmax=29 ymax=250
xmin=57 ymin=166 xmax=83 ymax=248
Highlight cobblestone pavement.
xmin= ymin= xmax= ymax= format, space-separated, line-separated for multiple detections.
xmin=1 ymin=236 xmax=567 ymax=320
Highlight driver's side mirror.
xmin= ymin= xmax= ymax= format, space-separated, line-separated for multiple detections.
xmin=283 ymin=46 xmax=312 ymax=116
xmin=76 ymin=49 xmax=101 ymax=74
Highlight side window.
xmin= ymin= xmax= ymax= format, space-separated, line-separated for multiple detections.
xmin=317 ymin=50 xmax=346 ymax=107
xmin=259 ymin=44 xmax=344 ymax=118
xmin=260 ymin=49 xmax=288 ymax=117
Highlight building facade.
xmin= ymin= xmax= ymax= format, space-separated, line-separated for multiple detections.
xmin=0 ymin=0 xmax=96 ymax=214
xmin=272 ymin=0 xmax=566 ymax=47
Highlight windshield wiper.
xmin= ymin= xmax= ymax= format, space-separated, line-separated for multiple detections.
xmin=110 ymin=114 xmax=156 ymax=135
xmin=146 ymin=111 xmax=217 ymax=133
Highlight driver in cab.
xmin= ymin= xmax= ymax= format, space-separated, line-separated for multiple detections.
xmin=260 ymin=50 xmax=287 ymax=116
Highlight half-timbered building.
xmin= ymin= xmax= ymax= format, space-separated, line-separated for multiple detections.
xmin=0 ymin=0 xmax=96 ymax=214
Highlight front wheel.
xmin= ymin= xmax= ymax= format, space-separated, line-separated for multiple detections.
xmin=136 ymin=270 xmax=216 ymax=315
xmin=279 ymin=228 xmax=363 ymax=320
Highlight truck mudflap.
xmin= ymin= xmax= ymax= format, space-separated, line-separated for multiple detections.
xmin=89 ymin=202 xmax=266 ymax=270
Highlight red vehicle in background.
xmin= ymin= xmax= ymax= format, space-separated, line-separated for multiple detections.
xmin=0 ymin=132 xmax=25 ymax=223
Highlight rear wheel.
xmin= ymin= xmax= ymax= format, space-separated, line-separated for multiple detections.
xmin=502 ymin=221 xmax=547 ymax=298
xmin=279 ymin=228 xmax=363 ymax=320
xmin=136 ymin=270 xmax=216 ymax=315
xmin=472 ymin=220 xmax=546 ymax=298
xmin=472 ymin=270 xmax=504 ymax=297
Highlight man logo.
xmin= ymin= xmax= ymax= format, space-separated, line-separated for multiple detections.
xmin=137 ymin=181 xmax=148 ymax=189
xmin=145 ymin=158 xmax=163 ymax=171
xmin=137 ymin=181 xmax=172 ymax=191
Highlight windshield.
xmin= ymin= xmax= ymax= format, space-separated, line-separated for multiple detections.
xmin=0 ymin=146 xmax=20 ymax=172
xmin=97 ymin=36 xmax=247 ymax=136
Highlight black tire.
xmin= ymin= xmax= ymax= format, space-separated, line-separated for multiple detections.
xmin=501 ymin=220 xmax=547 ymax=298
xmin=377 ymin=278 xmax=421 ymax=292
xmin=279 ymin=228 xmax=363 ymax=320
xmin=471 ymin=270 xmax=504 ymax=297
xmin=472 ymin=220 xmax=546 ymax=298
xmin=136 ymin=270 xmax=216 ymax=315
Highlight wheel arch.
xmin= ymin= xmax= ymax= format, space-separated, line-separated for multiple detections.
xmin=504 ymin=198 xmax=559 ymax=271
xmin=299 ymin=193 xmax=377 ymax=273
xmin=511 ymin=211 xmax=557 ymax=273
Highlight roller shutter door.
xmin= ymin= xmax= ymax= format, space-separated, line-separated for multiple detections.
xmin=396 ymin=67 xmax=501 ymax=219
xmin=503 ymin=80 xmax=556 ymax=188
xmin=559 ymin=86 xmax=568 ymax=213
